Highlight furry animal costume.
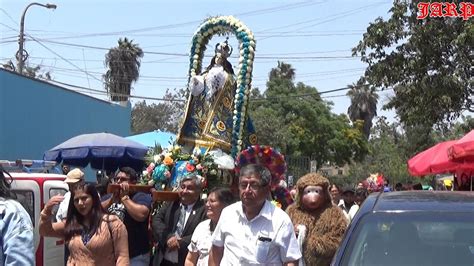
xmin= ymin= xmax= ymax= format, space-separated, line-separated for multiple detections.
xmin=286 ymin=173 xmax=348 ymax=266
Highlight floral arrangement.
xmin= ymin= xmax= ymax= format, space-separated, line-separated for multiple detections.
xmin=143 ymin=145 xmax=220 ymax=193
xmin=235 ymin=145 xmax=293 ymax=209
xmin=188 ymin=15 xmax=256 ymax=157
xmin=235 ymin=145 xmax=286 ymax=189
xmin=365 ymin=173 xmax=385 ymax=192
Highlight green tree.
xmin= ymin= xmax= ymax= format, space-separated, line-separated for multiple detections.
xmin=349 ymin=116 xmax=411 ymax=185
xmin=347 ymin=83 xmax=379 ymax=139
xmin=353 ymin=0 xmax=473 ymax=127
xmin=131 ymin=88 xmax=186 ymax=134
xmin=269 ymin=61 xmax=295 ymax=80
xmin=104 ymin=38 xmax=144 ymax=102
xmin=250 ymin=62 xmax=368 ymax=168
xmin=432 ymin=115 xmax=474 ymax=141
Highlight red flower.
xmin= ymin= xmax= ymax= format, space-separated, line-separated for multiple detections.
xmin=186 ymin=163 xmax=196 ymax=172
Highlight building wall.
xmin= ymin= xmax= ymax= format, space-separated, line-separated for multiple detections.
xmin=0 ymin=69 xmax=131 ymax=160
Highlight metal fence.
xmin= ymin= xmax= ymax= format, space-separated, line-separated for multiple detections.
xmin=285 ymin=155 xmax=311 ymax=186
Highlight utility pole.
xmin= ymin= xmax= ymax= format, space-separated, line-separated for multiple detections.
xmin=16 ymin=2 xmax=57 ymax=75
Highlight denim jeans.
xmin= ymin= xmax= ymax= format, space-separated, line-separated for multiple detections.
xmin=130 ymin=252 xmax=150 ymax=266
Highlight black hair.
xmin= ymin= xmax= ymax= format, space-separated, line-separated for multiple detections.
xmin=412 ymin=183 xmax=423 ymax=190
xmin=0 ymin=166 xmax=15 ymax=199
xmin=118 ymin=167 xmax=138 ymax=183
xmin=208 ymin=187 xmax=235 ymax=232
xmin=209 ymin=187 xmax=235 ymax=207
xmin=205 ymin=55 xmax=234 ymax=75
xmin=395 ymin=182 xmax=404 ymax=191
xmin=239 ymin=164 xmax=272 ymax=187
xmin=355 ymin=188 xmax=368 ymax=199
xmin=64 ymin=183 xmax=104 ymax=242
xmin=96 ymin=172 xmax=111 ymax=197
xmin=330 ymin=183 xmax=342 ymax=192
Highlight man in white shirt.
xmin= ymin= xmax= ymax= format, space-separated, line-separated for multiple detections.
xmin=209 ymin=164 xmax=301 ymax=266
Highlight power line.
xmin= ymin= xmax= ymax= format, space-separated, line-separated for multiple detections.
xmin=47 ymin=79 xmax=186 ymax=102
xmin=259 ymin=2 xmax=386 ymax=41
xmin=15 ymin=1 xmax=326 ymax=41
xmin=0 ymin=22 xmax=17 ymax=31
xmin=27 ymin=30 xmax=365 ymax=40
xmin=26 ymin=33 xmax=102 ymax=83
xmin=0 ymin=8 xmax=18 ymax=26
xmin=34 ymin=62 xmax=364 ymax=83
xmin=47 ymin=76 xmax=373 ymax=103
xmin=31 ymin=38 xmax=359 ymax=60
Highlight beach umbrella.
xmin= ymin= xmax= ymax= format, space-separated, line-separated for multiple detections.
xmin=44 ymin=132 xmax=148 ymax=171
xmin=126 ymin=131 xmax=176 ymax=148
xmin=408 ymin=141 xmax=461 ymax=176
xmin=448 ymin=130 xmax=474 ymax=162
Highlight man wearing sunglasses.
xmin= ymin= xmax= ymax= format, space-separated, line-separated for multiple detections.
xmin=102 ymin=167 xmax=152 ymax=266
xmin=209 ymin=164 xmax=301 ymax=266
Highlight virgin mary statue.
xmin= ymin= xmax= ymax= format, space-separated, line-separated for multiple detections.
xmin=177 ymin=39 xmax=256 ymax=153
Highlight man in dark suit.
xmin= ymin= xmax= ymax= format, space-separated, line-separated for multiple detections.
xmin=152 ymin=174 xmax=207 ymax=266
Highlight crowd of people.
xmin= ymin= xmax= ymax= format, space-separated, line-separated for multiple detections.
xmin=2 ymin=156 xmax=459 ymax=266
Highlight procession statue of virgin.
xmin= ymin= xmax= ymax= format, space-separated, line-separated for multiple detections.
xmin=177 ymin=16 xmax=258 ymax=156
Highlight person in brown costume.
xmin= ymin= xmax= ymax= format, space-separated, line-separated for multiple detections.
xmin=286 ymin=173 xmax=348 ymax=266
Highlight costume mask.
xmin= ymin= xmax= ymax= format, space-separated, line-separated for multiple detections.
xmin=301 ymin=185 xmax=324 ymax=211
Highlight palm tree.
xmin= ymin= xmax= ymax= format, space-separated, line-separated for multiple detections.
xmin=104 ymin=38 xmax=144 ymax=102
xmin=347 ymin=84 xmax=379 ymax=139
xmin=269 ymin=61 xmax=295 ymax=80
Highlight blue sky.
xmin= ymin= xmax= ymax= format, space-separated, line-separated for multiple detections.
xmin=1 ymin=0 xmax=396 ymax=120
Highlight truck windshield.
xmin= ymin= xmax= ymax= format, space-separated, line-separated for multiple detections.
xmin=341 ymin=212 xmax=474 ymax=266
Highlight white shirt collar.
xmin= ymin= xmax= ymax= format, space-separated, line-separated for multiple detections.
xmin=181 ymin=202 xmax=196 ymax=211
xmin=237 ymin=200 xmax=274 ymax=222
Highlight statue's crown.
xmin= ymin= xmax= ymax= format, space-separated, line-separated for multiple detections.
xmin=215 ymin=38 xmax=233 ymax=59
